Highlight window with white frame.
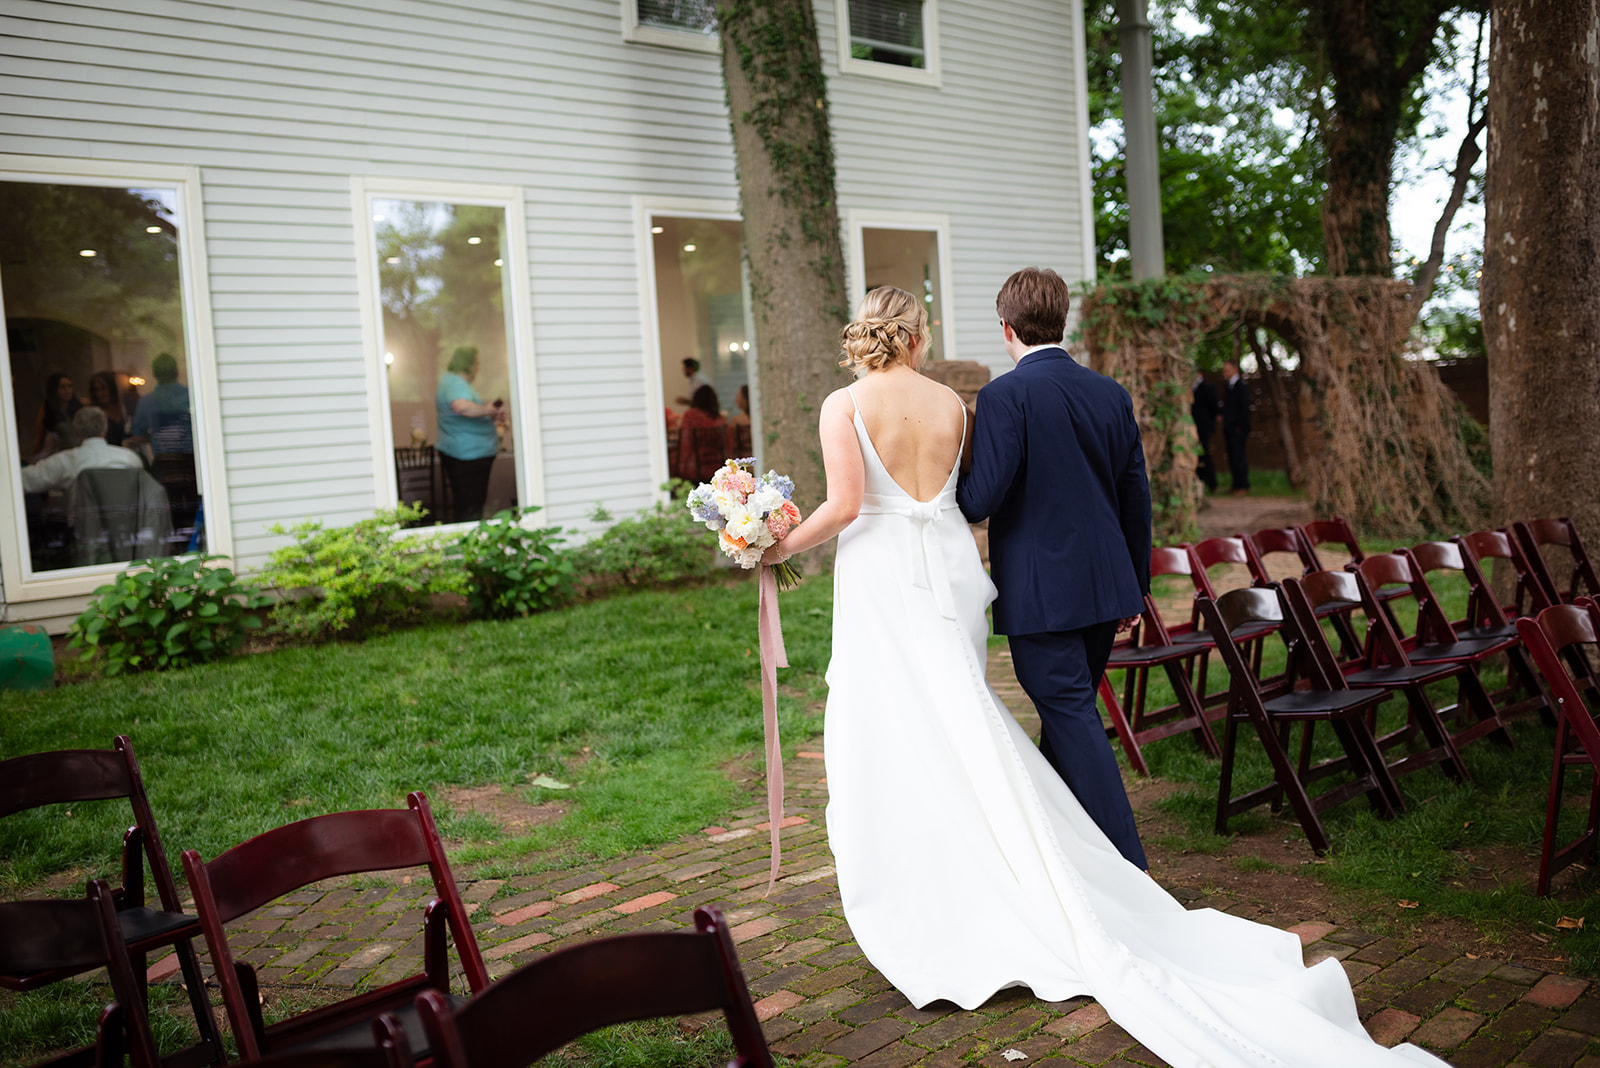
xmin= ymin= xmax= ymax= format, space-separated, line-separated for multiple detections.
xmin=624 ymin=0 xmax=719 ymax=50
xmin=353 ymin=181 xmax=541 ymax=530
xmin=848 ymin=212 xmax=955 ymax=362
xmin=0 ymin=172 xmax=217 ymax=579
xmin=837 ymin=0 xmax=940 ymax=83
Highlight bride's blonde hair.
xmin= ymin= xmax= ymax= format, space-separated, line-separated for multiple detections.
xmin=839 ymin=286 xmax=929 ymax=374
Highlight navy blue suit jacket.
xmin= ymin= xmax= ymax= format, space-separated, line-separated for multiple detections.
xmin=957 ymin=346 xmax=1152 ymax=636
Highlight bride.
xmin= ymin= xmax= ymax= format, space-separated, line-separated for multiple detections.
xmin=758 ymin=285 xmax=1446 ymax=1068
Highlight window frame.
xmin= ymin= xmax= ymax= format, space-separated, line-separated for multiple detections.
xmin=631 ymin=195 xmax=756 ymax=493
xmin=0 ymin=155 xmax=230 ymax=605
xmin=834 ymin=0 xmax=942 ymax=87
xmin=349 ymin=177 xmax=545 ymax=525
xmin=846 ymin=208 xmax=957 ymax=362
xmin=621 ymin=0 xmax=721 ymax=53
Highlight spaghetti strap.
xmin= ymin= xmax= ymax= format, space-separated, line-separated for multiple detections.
xmin=845 ymin=383 xmax=861 ymax=418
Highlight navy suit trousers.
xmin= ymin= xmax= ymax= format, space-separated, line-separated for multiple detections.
xmin=1009 ymin=624 xmax=1148 ymax=870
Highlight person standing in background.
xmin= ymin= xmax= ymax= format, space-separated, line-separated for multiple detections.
xmin=1221 ymin=358 xmax=1251 ymax=495
xmin=1190 ymin=372 xmax=1218 ymax=492
xmin=435 ymin=345 xmax=506 ymax=524
xmin=674 ymin=358 xmax=712 ymax=406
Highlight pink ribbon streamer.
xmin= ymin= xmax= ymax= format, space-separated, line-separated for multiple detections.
xmin=758 ymin=564 xmax=789 ymax=894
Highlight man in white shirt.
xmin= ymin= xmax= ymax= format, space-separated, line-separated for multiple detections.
xmin=674 ymin=357 xmax=714 ymax=406
xmin=21 ymin=405 xmax=145 ymax=498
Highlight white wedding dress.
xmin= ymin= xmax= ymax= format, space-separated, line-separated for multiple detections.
xmin=823 ymin=388 xmax=1446 ymax=1068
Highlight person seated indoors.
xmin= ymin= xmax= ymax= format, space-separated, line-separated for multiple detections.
xmin=20 ymin=405 xmax=144 ymax=502
xmin=126 ymin=352 xmax=192 ymax=456
xmin=674 ymin=384 xmax=728 ymax=484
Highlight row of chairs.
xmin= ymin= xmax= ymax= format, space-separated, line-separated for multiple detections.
xmin=1097 ymin=514 xmax=1600 ymax=893
xmin=0 ymin=740 xmax=774 ymax=1068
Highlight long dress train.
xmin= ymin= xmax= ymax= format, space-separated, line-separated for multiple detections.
xmin=822 ymin=388 xmax=1446 ymax=1068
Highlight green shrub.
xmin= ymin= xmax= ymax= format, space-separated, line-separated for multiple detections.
xmin=456 ymin=508 xmax=574 ymax=619
xmin=569 ymin=489 xmax=720 ymax=592
xmin=67 ymin=555 xmax=270 ymax=675
xmin=259 ymin=504 xmax=465 ymax=640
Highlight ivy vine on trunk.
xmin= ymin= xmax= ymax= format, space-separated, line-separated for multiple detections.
xmin=718 ymin=0 xmax=851 ymax=522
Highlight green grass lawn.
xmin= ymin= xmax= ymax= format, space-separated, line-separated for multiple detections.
xmin=0 ymin=575 xmax=835 ymax=895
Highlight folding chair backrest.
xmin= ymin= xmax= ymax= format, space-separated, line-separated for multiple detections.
xmin=1246 ymin=527 xmax=1315 ymax=576
xmin=1193 ymin=536 xmax=1268 ymax=588
xmin=1459 ymin=530 xmax=1553 ymax=615
xmin=1299 ymin=515 xmax=1365 ymax=569
xmin=0 ymin=736 xmax=185 ymax=913
xmin=1518 ymin=603 xmax=1600 ymax=750
xmin=417 ymin=907 xmax=772 ymax=1068
xmin=0 ymin=881 xmax=160 ymax=1068
xmin=1516 ymin=517 xmax=1600 ymax=604
xmin=1278 ymin=578 xmax=1349 ymax=690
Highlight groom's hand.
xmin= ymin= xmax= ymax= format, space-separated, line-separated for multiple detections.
xmin=1117 ymin=615 xmax=1139 ymax=634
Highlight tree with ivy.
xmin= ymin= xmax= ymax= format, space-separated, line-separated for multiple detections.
xmin=717 ymin=0 xmax=850 ymax=514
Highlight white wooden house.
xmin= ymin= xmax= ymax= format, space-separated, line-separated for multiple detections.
xmin=0 ymin=0 xmax=1097 ymax=630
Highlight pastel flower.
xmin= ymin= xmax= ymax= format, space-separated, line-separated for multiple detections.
xmin=766 ymin=508 xmax=793 ymax=538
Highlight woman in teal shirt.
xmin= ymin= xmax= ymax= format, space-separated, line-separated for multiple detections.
xmin=435 ymin=346 xmax=505 ymax=523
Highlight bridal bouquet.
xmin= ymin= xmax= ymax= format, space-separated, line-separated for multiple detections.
xmin=685 ymin=458 xmax=803 ymax=588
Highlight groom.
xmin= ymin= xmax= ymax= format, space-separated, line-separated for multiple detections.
xmin=958 ymin=267 xmax=1152 ymax=870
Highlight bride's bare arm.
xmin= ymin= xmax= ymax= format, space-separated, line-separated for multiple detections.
xmin=761 ymin=390 xmax=863 ymax=563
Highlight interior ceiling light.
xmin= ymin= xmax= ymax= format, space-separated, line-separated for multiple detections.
xmin=467 ymin=237 xmax=482 ymax=245
xmin=742 ymin=342 xmax=750 ymax=351
xmin=651 ymin=226 xmax=664 ymax=234
xmin=386 ymin=256 xmax=401 ymax=263
xmin=384 ymin=352 xmax=395 ymax=365
xmin=128 ymin=376 xmax=146 ymax=386
xmin=79 ymin=249 xmax=97 ymax=257
xmin=729 ymin=342 xmax=739 ymax=352
xmin=493 ymin=258 xmax=503 ymax=267
xmin=146 ymin=226 xmax=162 ymax=234
xmin=683 ymin=243 xmax=696 ymax=252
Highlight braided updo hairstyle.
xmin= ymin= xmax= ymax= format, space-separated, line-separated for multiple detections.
xmin=839 ymin=286 xmax=929 ymax=374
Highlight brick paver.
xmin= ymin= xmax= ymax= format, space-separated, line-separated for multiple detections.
xmin=99 ymin=647 xmax=1600 ymax=1067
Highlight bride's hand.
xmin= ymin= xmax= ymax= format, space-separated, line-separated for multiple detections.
xmin=761 ymin=540 xmax=791 ymax=567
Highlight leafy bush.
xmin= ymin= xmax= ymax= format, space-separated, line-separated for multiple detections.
xmin=569 ymin=489 xmax=720 ymax=592
xmin=258 ymin=504 xmax=465 ymax=640
xmin=68 ymin=555 xmax=270 ymax=675
xmin=456 ymin=508 xmax=574 ymax=619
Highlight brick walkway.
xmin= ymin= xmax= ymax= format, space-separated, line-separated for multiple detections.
xmin=145 ymin=653 xmax=1600 ymax=1068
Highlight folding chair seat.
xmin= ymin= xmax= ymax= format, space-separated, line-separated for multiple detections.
xmin=181 ymin=792 xmax=489 ymax=1061
xmin=1414 ymin=539 xmax=1553 ymax=723
xmin=1458 ymin=529 xmax=1556 ymax=622
xmin=0 ymin=736 xmax=224 ymax=1068
xmin=1199 ymin=588 xmax=1399 ymax=855
xmin=1515 ymin=517 xmax=1600 ymax=607
xmin=1283 ymin=572 xmax=1469 ymax=788
xmin=249 ymin=1018 xmax=414 ymax=1068
xmin=415 ymin=906 xmax=773 ymax=1068
xmin=0 ymin=879 xmax=159 ymax=1068
xmin=1352 ymin=552 xmax=1517 ymax=750
xmin=1098 ymin=552 xmax=1219 ymax=777
xmin=1515 ymin=600 xmax=1600 ymax=895
xmin=1300 ymin=515 xmax=1406 ymax=609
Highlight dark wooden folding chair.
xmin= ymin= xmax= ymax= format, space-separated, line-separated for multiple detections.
xmin=1249 ymin=526 xmax=1362 ymax=659
xmin=1098 ymin=548 xmax=1220 ymax=777
xmin=1458 ymin=529 xmax=1556 ymax=621
xmin=249 ymin=1018 xmax=414 ymax=1068
xmin=1515 ymin=517 xmax=1600 ymax=607
xmin=181 ymin=792 xmax=489 ymax=1061
xmin=1199 ymin=588 xmax=1399 ymax=854
xmin=1353 ymin=551 xmax=1518 ymax=751
xmin=415 ymin=906 xmax=772 ymax=1068
xmin=1516 ymin=600 xmax=1600 ymax=895
xmin=0 ymin=736 xmax=224 ymax=1068
xmin=1297 ymin=515 xmax=1367 ymax=571
xmin=1414 ymin=539 xmax=1553 ymax=723
xmin=0 ymin=879 xmax=159 ymax=1068
xmin=1191 ymin=536 xmax=1282 ymax=699
xmin=1283 ymin=572 xmax=1469 ymax=790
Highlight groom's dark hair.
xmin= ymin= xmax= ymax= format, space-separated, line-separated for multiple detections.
xmin=996 ymin=267 xmax=1070 ymax=347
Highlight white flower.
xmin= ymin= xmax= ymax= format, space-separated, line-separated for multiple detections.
xmin=748 ymin=484 xmax=784 ymax=516
xmin=726 ymin=510 xmax=765 ymax=544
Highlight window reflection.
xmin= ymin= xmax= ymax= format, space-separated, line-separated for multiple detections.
xmin=2 ymin=181 xmax=205 ymax=573
xmin=651 ymin=217 xmax=750 ymax=483
xmin=862 ymin=227 xmax=944 ymax=361
xmin=374 ymin=200 xmax=518 ymax=526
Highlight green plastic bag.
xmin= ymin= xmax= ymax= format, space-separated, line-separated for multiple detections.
xmin=0 ymin=624 xmax=54 ymax=690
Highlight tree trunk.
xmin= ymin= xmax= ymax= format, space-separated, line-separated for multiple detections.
xmin=1482 ymin=0 xmax=1600 ymax=541
xmin=1307 ymin=0 xmax=1448 ymax=277
xmin=719 ymin=0 xmax=851 ymax=516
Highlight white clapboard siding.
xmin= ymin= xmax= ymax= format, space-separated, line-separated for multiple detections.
xmin=2 ymin=0 xmax=1090 ymax=617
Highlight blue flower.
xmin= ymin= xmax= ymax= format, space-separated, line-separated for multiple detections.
xmin=765 ymin=471 xmax=796 ymax=499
